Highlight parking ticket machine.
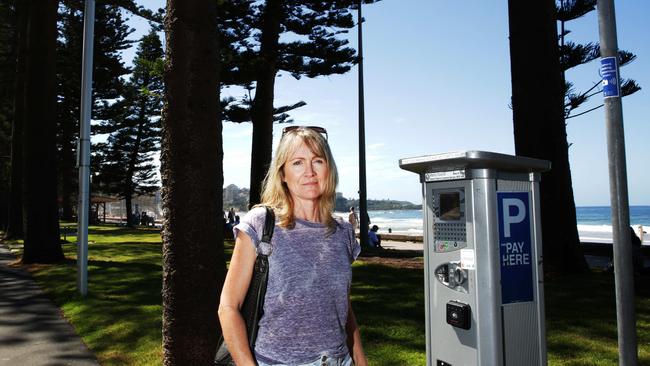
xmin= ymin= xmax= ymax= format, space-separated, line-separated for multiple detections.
xmin=399 ymin=151 xmax=551 ymax=366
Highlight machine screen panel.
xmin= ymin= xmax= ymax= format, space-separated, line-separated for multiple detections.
xmin=439 ymin=192 xmax=461 ymax=221
xmin=432 ymin=188 xmax=466 ymax=253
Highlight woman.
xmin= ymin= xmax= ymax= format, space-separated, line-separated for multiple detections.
xmin=218 ymin=126 xmax=367 ymax=366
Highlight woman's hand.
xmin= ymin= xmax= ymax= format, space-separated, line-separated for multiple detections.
xmin=218 ymin=231 xmax=258 ymax=366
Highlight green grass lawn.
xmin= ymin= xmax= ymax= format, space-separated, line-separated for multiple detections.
xmin=4 ymin=224 xmax=650 ymax=365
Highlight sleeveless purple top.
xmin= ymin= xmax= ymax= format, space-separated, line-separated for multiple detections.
xmin=233 ymin=207 xmax=361 ymax=364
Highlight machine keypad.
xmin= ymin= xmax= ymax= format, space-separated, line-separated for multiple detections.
xmin=433 ymin=223 xmax=467 ymax=252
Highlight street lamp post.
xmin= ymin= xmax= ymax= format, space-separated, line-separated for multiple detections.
xmin=357 ymin=0 xmax=369 ymax=247
xmin=77 ymin=0 xmax=95 ymax=296
xmin=596 ymin=1 xmax=638 ymax=364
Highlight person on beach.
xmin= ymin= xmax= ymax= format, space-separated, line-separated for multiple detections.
xmin=368 ymin=225 xmax=381 ymax=248
xmin=630 ymin=226 xmax=644 ymax=274
xmin=228 ymin=207 xmax=236 ymax=224
xmin=607 ymin=226 xmax=645 ymax=275
xmin=219 ymin=126 xmax=367 ymax=366
xmin=348 ymin=206 xmax=359 ymax=232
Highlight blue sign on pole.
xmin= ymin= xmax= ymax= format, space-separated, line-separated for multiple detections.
xmin=497 ymin=192 xmax=534 ymax=304
xmin=600 ymin=56 xmax=620 ymax=98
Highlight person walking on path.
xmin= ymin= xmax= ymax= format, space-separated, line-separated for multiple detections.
xmin=0 ymin=243 xmax=99 ymax=365
xmin=348 ymin=206 xmax=359 ymax=232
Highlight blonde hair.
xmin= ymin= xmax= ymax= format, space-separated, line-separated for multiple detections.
xmin=259 ymin=127 xmax=339 ymax=233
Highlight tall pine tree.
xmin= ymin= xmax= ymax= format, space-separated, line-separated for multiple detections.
xmin=218 ymin=0 xmax=307 ymax=127
xmin=161 ymin=1 xmax=224 ymax=363
xmin=0 ymin=1 xmax=18 ymax=232
xmin=508 ymin=0 xmax=588 ymax=273
xmin=221 ymin=0 xmax=379 ymax=207
xmin=56 ymin=2 xmax=132 ymax=220
xmin=21 ymin=0 xmax=63 ymax=263
xmin=94 ymin=29 xmax=163 ymax=226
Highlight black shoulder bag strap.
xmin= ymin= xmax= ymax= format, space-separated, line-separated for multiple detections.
xmin=241 ymin=206 xmax=274 ymax=345
xmin=215 ymin=206 xmax=275 ymax=365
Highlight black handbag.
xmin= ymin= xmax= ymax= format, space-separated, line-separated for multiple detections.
xmin=215 ymin=206 xmax=275 ymax=365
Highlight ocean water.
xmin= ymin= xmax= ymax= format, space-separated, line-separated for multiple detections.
xmin=576 ymin=206 xmax=650 ymax=226
xmin=336 ymin=206 xmax=650 ymax=244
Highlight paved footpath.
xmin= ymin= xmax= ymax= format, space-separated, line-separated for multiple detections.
xmin=0 ymin=243 xmax=99 ymax=366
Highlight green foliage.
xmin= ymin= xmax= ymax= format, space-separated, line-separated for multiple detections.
xmin=556 ymin=0 xmax=641 ymax=119
xmin=220 ymin=1 xmax=381 ymax=123
xmin=105 ymin=0 xmax=165 ymax=25
xmin=56 ymin=2 xmax=133 ymax=217
xmin=93 ymin=30 xmax=164 ymax=200
xmin=57 ymin=1 xmax=133 ymax=125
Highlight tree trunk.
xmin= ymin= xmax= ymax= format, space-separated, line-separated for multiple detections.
xmin=507 ymin=0 xmax=588 ymax=274
xmin=60 ymin=139 xmax=76 ymax=221
xmin=21 ymin=0 xmax=63 ymax=264
xmin=248 ymin=0 xmax=282 ymax=207
xmin=161 ymin=1 xmax=225 ymax=364
xmin=124 ymin=106 xmax=145 ymax=228
xmin=4 ymin=0 xmax=28 ymax=240
xmin=125 ymin=194 xmax=133 ymax=226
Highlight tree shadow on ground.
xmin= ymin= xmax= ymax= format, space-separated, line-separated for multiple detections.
xmin=545 ymin=271 xmax=650 ymax=364
xmin=27 ymin=257 xmax=163 ymax=365
xmin=351 ymin=263 xmax=426 ymax=364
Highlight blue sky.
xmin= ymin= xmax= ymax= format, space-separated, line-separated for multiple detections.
xmin=127 ymin=0 xmax=649 ymax=206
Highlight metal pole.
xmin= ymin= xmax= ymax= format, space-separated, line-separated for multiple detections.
xmin=357 ymin=0 xmax=369 ymax=247
xmin=596 ymin=1 xmax=638 ymax=364
xmin=77 ymin=0 xmax=95 ymax=296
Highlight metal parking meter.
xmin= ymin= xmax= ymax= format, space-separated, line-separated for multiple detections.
xmin=399 ymin=151 xmax=551 ymax=366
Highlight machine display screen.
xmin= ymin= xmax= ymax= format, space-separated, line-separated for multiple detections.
xmin=439 ymin=192 xmax=461 ymax=221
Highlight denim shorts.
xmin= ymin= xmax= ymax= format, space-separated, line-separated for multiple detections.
xmin=257 ymin=353 xmax=353 ymax=366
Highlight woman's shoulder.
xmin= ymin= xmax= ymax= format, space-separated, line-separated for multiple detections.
xmin=333 ymin=215 xmax=353 ymax=231
xmin=239 ymin=206 xmax=273 ymax=229
xmin=245 ymin=206 xmax=268 ymax=218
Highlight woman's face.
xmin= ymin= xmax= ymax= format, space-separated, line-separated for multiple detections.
xmin=282 ymin=140 xmax=329 ymax=203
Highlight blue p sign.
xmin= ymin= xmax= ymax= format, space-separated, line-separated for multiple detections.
xmin=497 ymin=192 xmax=534 ymax=304
xmin=502 ymin=198 xmax=526 ymax=237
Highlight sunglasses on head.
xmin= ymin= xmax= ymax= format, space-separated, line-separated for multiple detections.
xmin=281 ymin=125 xmax=328 ymax=140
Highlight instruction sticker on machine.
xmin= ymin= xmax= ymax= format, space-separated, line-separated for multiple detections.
xmin=460 ymin=249 xmax=475 ymax=270
xmin=497 ymin=192 xmax=534 ymax=304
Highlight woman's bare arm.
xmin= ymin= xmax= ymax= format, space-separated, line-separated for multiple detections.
xmin=346 ymin=297 xmax=368 ymax=366
xmin=218 ymin=231 xmax=257 ymax=366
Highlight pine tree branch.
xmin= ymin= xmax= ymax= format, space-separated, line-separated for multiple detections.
xmin=567 ymin=104 xmax=603 ymax=119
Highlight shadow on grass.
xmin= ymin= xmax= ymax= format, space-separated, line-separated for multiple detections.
xmin=59 ymin=238 xmax=162 ymax=267
xmin=30 ymin=257 xmax=162 ymax=365
xmin=359 ymin=247 xmax=423 ymax=259
xmin=545 ymin=271 xmax=650 ymax=365
xmin=352 ymin=263 xmax=426 ymax=365
xmin=57 ymin=225 xmax=162 ymax=239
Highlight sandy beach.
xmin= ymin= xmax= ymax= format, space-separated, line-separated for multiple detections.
xmin=364 ymin=225 xmax=649 ymax=246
